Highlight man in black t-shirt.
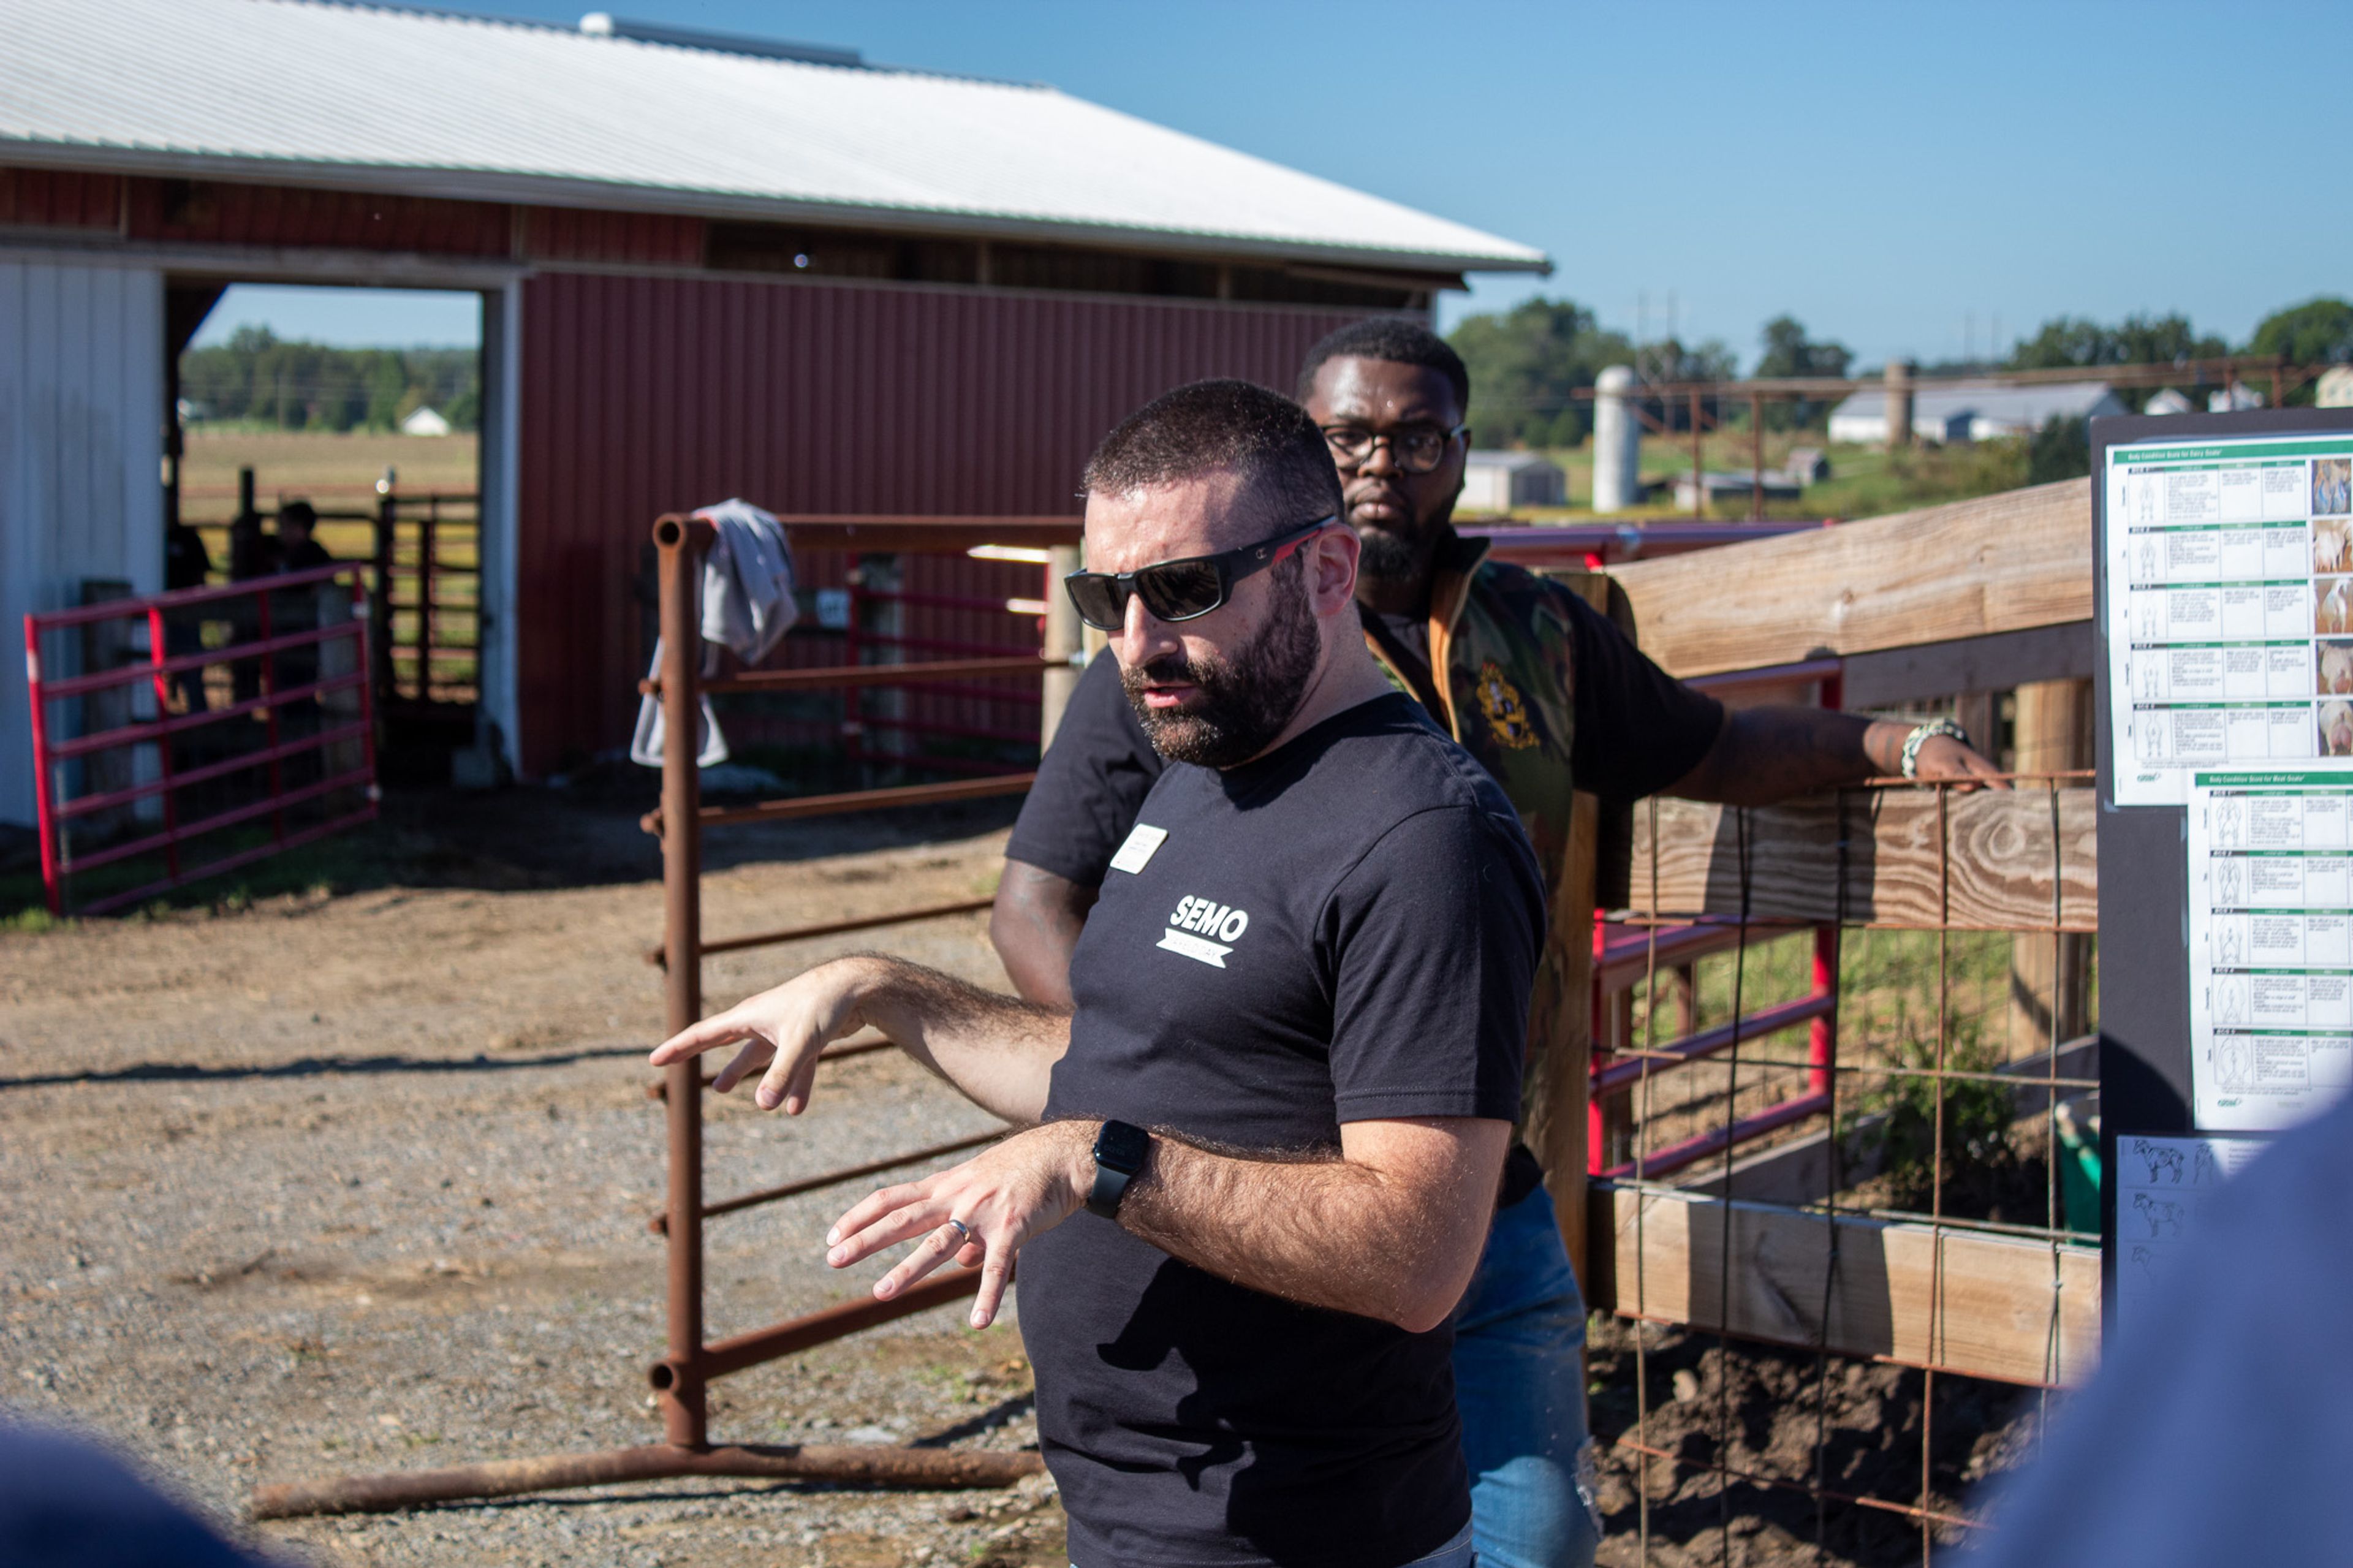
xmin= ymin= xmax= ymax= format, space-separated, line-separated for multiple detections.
xmin=992 ymin=321 xmax=2004 ymax=1568
xmin=654 ymin=381 xmax=1542 ymax=1568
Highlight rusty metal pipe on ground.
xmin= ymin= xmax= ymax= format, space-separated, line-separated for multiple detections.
xmin=251 ymin=1442 xmax=1043 ymax=1519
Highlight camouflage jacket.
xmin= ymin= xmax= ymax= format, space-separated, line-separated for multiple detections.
xmin=1362 ymin=528 xmax=1586 ymax=1152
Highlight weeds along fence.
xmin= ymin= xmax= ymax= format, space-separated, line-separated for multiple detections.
xmin=1583 ymin=773 xmax=2098 ymax=1562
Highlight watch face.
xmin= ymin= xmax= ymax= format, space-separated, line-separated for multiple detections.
xmin=1094 ymin=1119 xmax=1150 ymax=1173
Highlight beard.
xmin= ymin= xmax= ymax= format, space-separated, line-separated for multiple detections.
xmin=1347 ymin=487 xmax=1450 ymax=592
xmin=1353 ymin=518 xmax=1427 ymax=585
xmin=1120 ymin=562 xmax=1320 ymax=768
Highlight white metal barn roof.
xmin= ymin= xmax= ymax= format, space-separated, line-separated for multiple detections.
xmin=0 ymin=0 xmax=1552 ymax=275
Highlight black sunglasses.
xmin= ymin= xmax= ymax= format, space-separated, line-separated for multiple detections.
xmin=1063 ymin=515 xmax=1338 ymax=632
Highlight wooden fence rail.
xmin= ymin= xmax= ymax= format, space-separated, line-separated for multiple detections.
xmin=1627 ymin=787 xmax=2097 ymax=933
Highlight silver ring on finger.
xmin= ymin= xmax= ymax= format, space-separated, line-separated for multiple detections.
xmin=944 ymin=1218 xmax=974 ymax=1247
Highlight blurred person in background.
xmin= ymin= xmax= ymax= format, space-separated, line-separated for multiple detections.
xmin=1963 ymin=1086 xmax=2353 ymax=1567
xmin=273 ymin=501 xmax=331 ymax=571
xmin=164 ymin=515 xmax=213 ymax=713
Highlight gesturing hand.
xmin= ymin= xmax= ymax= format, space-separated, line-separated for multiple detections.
xmin=646 ymin=956 xmax=883 ymax=1114
xmin=825 ymin=1121 xmax=1096 ymax=1330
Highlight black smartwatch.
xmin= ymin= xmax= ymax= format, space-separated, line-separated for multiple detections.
xmin=1086 ymin=1120 xmax=1150 ymax=1219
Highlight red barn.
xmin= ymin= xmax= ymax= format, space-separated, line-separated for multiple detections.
xmin=0 ymin=0 xmax=1547 ymax=811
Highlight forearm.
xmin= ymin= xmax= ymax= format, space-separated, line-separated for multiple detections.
xmin=1114 ymin=1119 xmax=1509 ymax=1332
xmin=988 ymin=860 xmax=1095 ymax=1009
xmin=849 ymin=956 xmax=1069 ymax=1126
xmin=1667 ymin=705 xmax=1904 ymax=806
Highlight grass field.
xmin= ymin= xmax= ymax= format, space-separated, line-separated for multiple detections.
xmin=181 ymin=427 xmax=479 ymax=561
xmin=180 ymin=426 xmax=477 ymax=528
xmin=1517 ymin=430 xmax=2033 ymax=523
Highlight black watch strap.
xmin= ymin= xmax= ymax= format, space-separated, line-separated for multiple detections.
xmin=1086 ymin=1119 xmax=1150 ymax=1219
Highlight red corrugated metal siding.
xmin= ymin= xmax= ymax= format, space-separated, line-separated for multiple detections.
xmin=124 ymin=176 xmax=511 ymax=254
xmin=515 ymin=269 xmax=1373 ymax=772
xmin=523 ymin=206 xmax=705 ymax=267
xmin=0 ymin=166 xmax=121 ymax=228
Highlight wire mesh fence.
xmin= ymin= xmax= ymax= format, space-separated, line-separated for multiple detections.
xmin=1588 ymin=772 xmax=2097 ymax=1566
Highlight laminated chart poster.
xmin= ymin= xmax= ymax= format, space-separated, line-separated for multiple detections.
xmin=2106 ymin=432 xmax=2353 ymax=805
xmin=2112 ymin=1132 xmax=2265 ymax=1322
xmin=2186 ymin=770 xmax=2353 ymax=1129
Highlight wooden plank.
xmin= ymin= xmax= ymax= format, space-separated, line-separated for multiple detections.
xmin=1607 ymin=479 xmax=2091 ymax=678
xmin=1627 ymin=787 xmax=2096 ymax=932
xmin=1591 ymin=1183 xmax=2100 ymax=1387
xmin=1840 ymin=621 xmax=2094 ymax=710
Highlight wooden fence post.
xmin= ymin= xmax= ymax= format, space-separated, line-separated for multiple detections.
xmin=2010 ymin=678 xmax=2094 ymax=1051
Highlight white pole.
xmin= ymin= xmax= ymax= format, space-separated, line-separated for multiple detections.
xmin=1592 ymin=365 xmax=1642 ymax=513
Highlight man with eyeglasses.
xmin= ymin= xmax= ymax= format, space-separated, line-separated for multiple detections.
xmin=654 ymin=379 xmax=1544 ymax=1568
xmin=992 ymin=319 xmax=2005 ymax=1567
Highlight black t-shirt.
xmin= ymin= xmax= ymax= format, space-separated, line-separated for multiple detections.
xmin=1010 ymin=591 xmax=1722 ymax=892
xmin=1006 ymin=654 xmax=1165 ymax=887
xmin=1020 ymin=693 xmax=1544 ymax=1568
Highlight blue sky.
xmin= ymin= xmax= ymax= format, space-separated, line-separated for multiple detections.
xmin=208 ymin=1 xmax=2353 ymax=369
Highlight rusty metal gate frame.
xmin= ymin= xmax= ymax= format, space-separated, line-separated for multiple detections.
xmin=252 ymin=511 xmax=1081 ymax=1519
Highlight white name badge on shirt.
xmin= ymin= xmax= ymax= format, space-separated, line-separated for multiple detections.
xmin=1108 ymin=824 xmax=1168 ymax=875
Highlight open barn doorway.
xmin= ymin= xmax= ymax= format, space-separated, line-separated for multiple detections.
xmin=165 ymin=280 xmax=491 ymax=787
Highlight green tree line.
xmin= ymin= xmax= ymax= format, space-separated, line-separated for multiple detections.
xmin=1450 ymin=296 xmax=2353 ymax=450
xmin=180 ymin=327 xmax=480 ymax=433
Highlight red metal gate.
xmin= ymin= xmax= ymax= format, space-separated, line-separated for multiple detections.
xmin=23 ymin=565 xmax=377 ymax=916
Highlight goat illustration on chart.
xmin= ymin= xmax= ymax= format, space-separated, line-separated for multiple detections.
xmin=2132 ymin=1192 xmax=2188 ymax=1238
xmin=2132 ymin=1140 xmax=2187 ymax=1184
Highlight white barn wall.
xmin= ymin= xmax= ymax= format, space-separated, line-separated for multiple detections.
xmin=0 ymin=256 xmax=165 ymax=827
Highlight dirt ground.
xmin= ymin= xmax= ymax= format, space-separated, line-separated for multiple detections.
xmin=2 ymin=781 xmax=2039 ymax=1567
xmin=3 ymin=788 xmax=1066 ymax=1567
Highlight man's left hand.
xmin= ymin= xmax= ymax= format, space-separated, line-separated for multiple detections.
xmin=824 ymin=1120 xmax=1095 ymax=1329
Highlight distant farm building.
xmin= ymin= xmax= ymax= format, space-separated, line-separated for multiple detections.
xmin=1826 ymin=380 xmax=2126 ymax=444
xmin=2320 ymin=366 xmax=2353 ymax=408
xmin=1459 ymin=451 xmax=1567 ymax=514
xmin=0 ymin=0 xmax=1547 ymax=820
xmin=400 ymin=406 xmax=453 ymax=437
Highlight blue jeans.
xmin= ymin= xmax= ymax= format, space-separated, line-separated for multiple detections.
xmin=1453 ymin=1184 xmax=1601 ymax=1568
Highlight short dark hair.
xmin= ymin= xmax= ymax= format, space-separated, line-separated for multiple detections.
xmin=1082 ymin=379 xmax=1342 ymax=531
xmin=278 ymin=501 xmax=317 ymax=531
xmin=1296 ymin=317 xmax=1469 ymax=412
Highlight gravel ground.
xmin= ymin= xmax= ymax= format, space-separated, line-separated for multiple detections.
xmin=2 ymin=814 xmax=1069 ymax=1567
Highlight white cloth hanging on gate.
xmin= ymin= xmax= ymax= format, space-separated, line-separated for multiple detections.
xmin=629 ymin=500 xmax=797 ymax=768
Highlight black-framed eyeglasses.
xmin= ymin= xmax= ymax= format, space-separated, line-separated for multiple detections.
xmin=1319 ymin=423 xmax=1468 ymax=474
xmin=1063 ymin=515 xmax=1338 ymax=632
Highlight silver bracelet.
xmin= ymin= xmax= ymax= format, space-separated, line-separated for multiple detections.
xmin=1901 ymin=718 xmax=1970 ymax=779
